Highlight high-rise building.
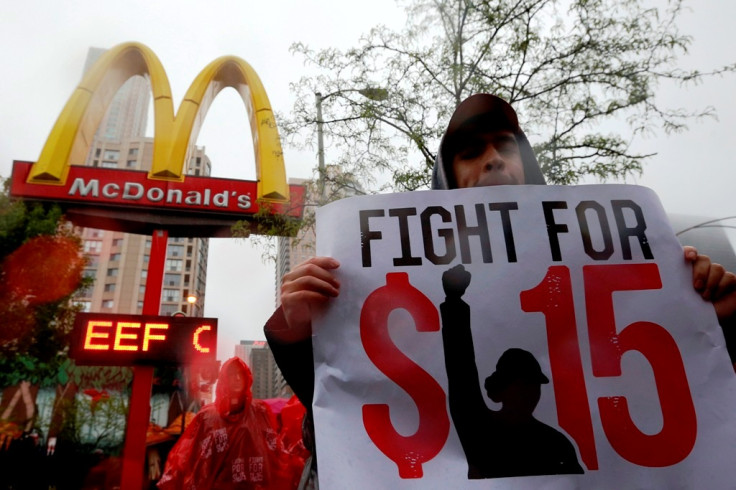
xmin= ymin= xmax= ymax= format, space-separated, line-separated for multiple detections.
xmin=83 ymin=47 xmax=150 ymax=143
xmin=234 ymin=340 xmax=290 ymax=399
xmin=74 ymin=47 xmax=210 ymax=317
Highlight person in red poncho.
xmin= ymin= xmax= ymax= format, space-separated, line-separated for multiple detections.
xmin=158 ymin=357 xmax=299 ymax=489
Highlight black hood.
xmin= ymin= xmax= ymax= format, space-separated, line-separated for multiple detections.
xmin=431 ymin=94 xmax=546 ymax=190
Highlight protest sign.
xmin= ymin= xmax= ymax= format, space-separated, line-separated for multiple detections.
xmin=312 ymin=184 xmax=736 ymax=489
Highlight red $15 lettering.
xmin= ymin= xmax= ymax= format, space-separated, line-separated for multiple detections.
xmin=361 ymin=272 xmax=449 ymax=479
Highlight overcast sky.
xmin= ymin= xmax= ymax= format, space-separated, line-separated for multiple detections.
xmin=2 ymin=0 xmax=734 ymax=360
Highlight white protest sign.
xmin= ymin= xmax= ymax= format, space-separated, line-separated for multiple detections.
xmin=312 ymin=184 xmax=736 ymax=489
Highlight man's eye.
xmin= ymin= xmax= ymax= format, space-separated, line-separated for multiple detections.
xmin=498 ymin=140 xmax=519 ymax=154
xmin=458 ymin=144 xmax=484 ymax=159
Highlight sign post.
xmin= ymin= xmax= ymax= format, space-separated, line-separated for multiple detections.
xmin=122 ymin=229 xmax=166 ymax=490
xmin=67 ymin=233 xmax=221 ymax=490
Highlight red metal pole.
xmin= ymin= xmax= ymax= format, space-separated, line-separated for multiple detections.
xmin=120 ymin=229 xmax=168 ymax=490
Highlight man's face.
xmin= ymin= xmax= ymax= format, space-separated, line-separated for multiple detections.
xmin=227 ymin=366 xmax=246 ymax=395
xmin=451 ymin=130 xmax=525 ymax=188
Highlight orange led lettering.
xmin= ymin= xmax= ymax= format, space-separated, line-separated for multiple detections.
xmin=84 ymin=320 xmax=113 ymax=350
xmin=114 ymin=322 xmax=141 ymax=351
xmin=143 ymin=323 xmax=169 ymax=351
xmin=193 ymin=325 xmax=212 ymax=353
xmin=73 ymin=313 xmax=216 ymax=365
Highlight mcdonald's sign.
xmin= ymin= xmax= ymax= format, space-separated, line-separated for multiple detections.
xmin=9 ymin=42 xmax=304 ymax=237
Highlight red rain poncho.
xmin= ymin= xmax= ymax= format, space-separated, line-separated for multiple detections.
xmin=158 ymin=357 xmax=299 ymax=489
xmin=278 ymin=395 xmax=309 ymax=463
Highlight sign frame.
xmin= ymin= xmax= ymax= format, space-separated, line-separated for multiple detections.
xmin=70 ymin=312 xmax=218 ymax=367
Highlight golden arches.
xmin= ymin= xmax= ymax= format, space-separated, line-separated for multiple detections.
xmin=28 ymin=42 xmax=288 ymax=202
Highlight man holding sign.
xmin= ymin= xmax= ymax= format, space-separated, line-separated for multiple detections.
xmin=265 ymin=94 xmax=736 ymax=488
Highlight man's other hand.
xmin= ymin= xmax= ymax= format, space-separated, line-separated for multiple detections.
xmin=685 ymin=246 xmax=736 ymax=323
xmin=274 ymin=256 xmax=341 ymax=343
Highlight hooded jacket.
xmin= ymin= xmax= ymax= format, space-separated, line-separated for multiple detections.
xmin=431 ymin=93 xmax=546 ymax=190
xmin=215 ymin=357 xmax=255 ymax=422
xmin=158 ymin=357 xmax=300 ymax=489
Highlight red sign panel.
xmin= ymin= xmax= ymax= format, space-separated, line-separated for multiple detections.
xmin=70 ymin=312 xmax=218 ymax=366
xmin=9 ymin=161 xmax=305 ymax=237
xmin=10 ymin=161 xmax=303 ymax=217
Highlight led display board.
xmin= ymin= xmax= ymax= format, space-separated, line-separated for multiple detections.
xmin=70 ymin=312 xmax=218 ymax=366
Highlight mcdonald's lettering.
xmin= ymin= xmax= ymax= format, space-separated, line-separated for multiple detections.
xmin=64 ymin=174 xmax=251 ymax=210
xmin=9 ymin=42 xmax=303 ymax=238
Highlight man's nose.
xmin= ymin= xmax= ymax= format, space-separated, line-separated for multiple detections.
xmin=481 ymin=146 xmax=505 ymax=171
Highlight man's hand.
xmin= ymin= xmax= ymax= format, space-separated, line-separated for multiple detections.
xmin=685 ymin=246 xmax=736 ymax=323
xmin=148 ymin=447 xmax=162 ymax=480
xmin=274 ymin=256 xmax=341 ymax=343
xmin=442 ymin=264 xmax=471 ymax=299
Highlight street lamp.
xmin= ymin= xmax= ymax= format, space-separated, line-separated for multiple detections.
xmin=315 ymin=88 xmax=388 ymax=202
xmin=187 ymin=294 xmax=198 ymax=316
xmin=315 ymin=92 xmax=327 ymax=202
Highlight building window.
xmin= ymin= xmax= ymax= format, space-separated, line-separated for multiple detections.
xmin=167 ymin=245 xmax=184 ymax=257
xmin=166 ymin=259 xmax=182 ymax=272
xmin=141 ymin=270 xmax=148 ymax=279
xmin=160 ymin=304 xmax=179 ymax=316
xmin=95 ymin=148 xmax=101 ymax=157
xmin=129 ymin=148 xmax=139 ymax=156
xmin=112 ymin=238 xmax=124 ymax=247
xmin=126 ymin=160 xmax=137 ymax=168
xmin=164 ymin=273 xmax=181 ymax=287
xmin=102 ymin=300 xmax=114 ymax=309
xmin=107 ymin=268 xmax=118 ymax=277
xmin=77 ymin=301 xmax=92 ymax=312
xmin=143 ymin=255 xmax=150 ymax=263
xmin=84 ymin=241 xmax=102 ymax=254
xmin=162 ymin=289 xmax=179 ymax=302
xmin=139 ymin=285 xmax=146 ymax=295
xmin=104 ymin=283 xmax=116 ymax=292
xmin=103 ymin=150 xmax=120 ymax=160
xmin=109 ymin=253 xmax=121 ymax=262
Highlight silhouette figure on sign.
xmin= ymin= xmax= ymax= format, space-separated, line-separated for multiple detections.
xmin=440 ymin=264 xmax=583 ymax=479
